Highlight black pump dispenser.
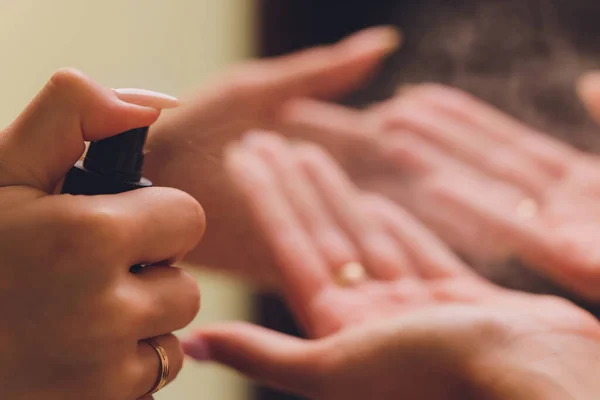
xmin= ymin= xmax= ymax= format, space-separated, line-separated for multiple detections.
xmin=61 ymin=126 xmax=152 ymax=195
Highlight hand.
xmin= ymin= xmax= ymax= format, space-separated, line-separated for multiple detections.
xmin=279 ymin=74 xmax=600 ymax=302
xmin=143 ymin=26 xmax=400 ymax=287
xmin=183 ymin=133 xmax=600 ymax=399
xmin=0 ymin=69 xmax=205 ymax=400
xmin=374 ymin=77 xmax=600 ymax=301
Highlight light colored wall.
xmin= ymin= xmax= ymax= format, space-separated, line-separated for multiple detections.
xmin=0 ymin=1 xmax=255 ymax=400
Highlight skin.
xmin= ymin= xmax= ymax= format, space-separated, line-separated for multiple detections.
xmin=184 ymin=133 xmax=600 ymax=400
xmin=262 ymin=72 xmax=600 ymax=303
xmin=143 ymin=26 xmax=401 ymax=287
xmin=0 ymin=69 xmax=205 ymax=400
xmin=377 ymin=78 xmax=600 ymax=301
xmin=143 ymin=24 xmax=600 ymax=304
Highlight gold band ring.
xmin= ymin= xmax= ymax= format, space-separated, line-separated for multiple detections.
xmin=143 ymin=338 xmax=170 ymax=396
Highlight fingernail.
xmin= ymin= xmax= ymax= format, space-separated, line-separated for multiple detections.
xmin=181 ymin=338 xmax=211 ymax=361
xmin=378 ymin=26 xmax=403 ymax=52
xmin=113 ymin=88 xmax=179 ymax=109
xmin=344 ymin=26 xmax=403 ymax=54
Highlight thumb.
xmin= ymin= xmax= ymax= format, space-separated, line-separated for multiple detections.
xmin=182 ymin=322 xmax=327 ymax=398
xmin=0 ymin=68 xmax=178 ymax=192
xmin=577 ymin=71 xmax=600 ymax=126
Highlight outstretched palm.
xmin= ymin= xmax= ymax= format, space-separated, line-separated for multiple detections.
xmin=221 ymin=132 xmax=595 ymax=338
xmin=280 ymin=81 xmax=600 ymax=302
xmin=186 ymin=133 xmax=600 ymax=400
xmin=377 ymin=83 xmax=600 ymax=301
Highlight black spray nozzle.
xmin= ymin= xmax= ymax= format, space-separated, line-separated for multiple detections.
xmin=83 ymin=126 xmax=148 ymax=182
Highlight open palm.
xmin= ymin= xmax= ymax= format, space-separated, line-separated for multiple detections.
xmin=185 ymin=133 xmax=600 ymax=399
xmin=376 ymin=82 xmax=600 ymax=301
xmin=279 ymin=78 xmax=600 ymax=302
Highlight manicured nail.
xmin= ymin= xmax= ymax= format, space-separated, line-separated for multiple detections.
xmin=113 ymin=88 xmax=179 ymax=109
xmin=181 ymin=337 xmax=211 ymax=361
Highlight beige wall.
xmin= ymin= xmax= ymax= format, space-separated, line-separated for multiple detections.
xmin=0 ymin=1 xmax=254 ymax=400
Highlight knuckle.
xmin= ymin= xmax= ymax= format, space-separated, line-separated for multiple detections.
xmin=78 ymin=292 xmax=133 ymax=348
xmin=136 ymin=269 xmax=200 ymax=328
xmin=177 ymin=270 xmax=202 ymax=324
xmin=48 ymin=68 xmax=88 ymax=98
xmin=50 ymin=200 xmax=127 ymax=268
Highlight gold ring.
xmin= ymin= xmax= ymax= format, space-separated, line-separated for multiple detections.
xmin=516 ymin=198 xmax=538 ymax=220
xmin=143 ymin=338 xmax=170 ymax=396
xmin=335 ymin=261 xmax=368 ymax=287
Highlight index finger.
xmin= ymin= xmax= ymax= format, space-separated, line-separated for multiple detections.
xmin=0 ymin=69 xmax=165 ymax=193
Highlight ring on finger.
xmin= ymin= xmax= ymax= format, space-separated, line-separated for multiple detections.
xmin=142 ymin=338 xmax=170 ymax=396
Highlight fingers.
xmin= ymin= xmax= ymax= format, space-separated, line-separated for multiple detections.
xmin=0 ymin=68 xmax=176 ymax=192
xmin=280 ymin=98 xmax=376 ymax=144
xmin=430 ymin=178 xmax=600 ymax=299
xmin=130 ymin=266 xmax=201 ymax=338
xmin=224 ymin=141 xmax=331 ymax=312
xmin=243 ymin=131 xmax=359 ymax=269
xmin=59 ymin=186 xmax=206 ymax=266
xmin=362 ymin=194 xmax=473 ymax=279
xmin=373 ymin=137 xmax=532 ymax=265
xmin=395 ymin=84 xmax=573 ymax=177
xmin=228 ymin=131 xmax=412 ymax=284
xmin=227 ymin=26 xmax=401 ymax=102
xmin=423 ymin=174 xmax=550 ymax=260
xmin=383 ymin=95 xmax=553 ymax=195
xmin=294 ymin=141 xmax=412 ymax=279
xmin=135 ymin=334 xmax=184 ymax=399
xmin=183 ymin=322 xmax=325 ymax=399
xmin=381 ymin=129 xmax=474 ymax=177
